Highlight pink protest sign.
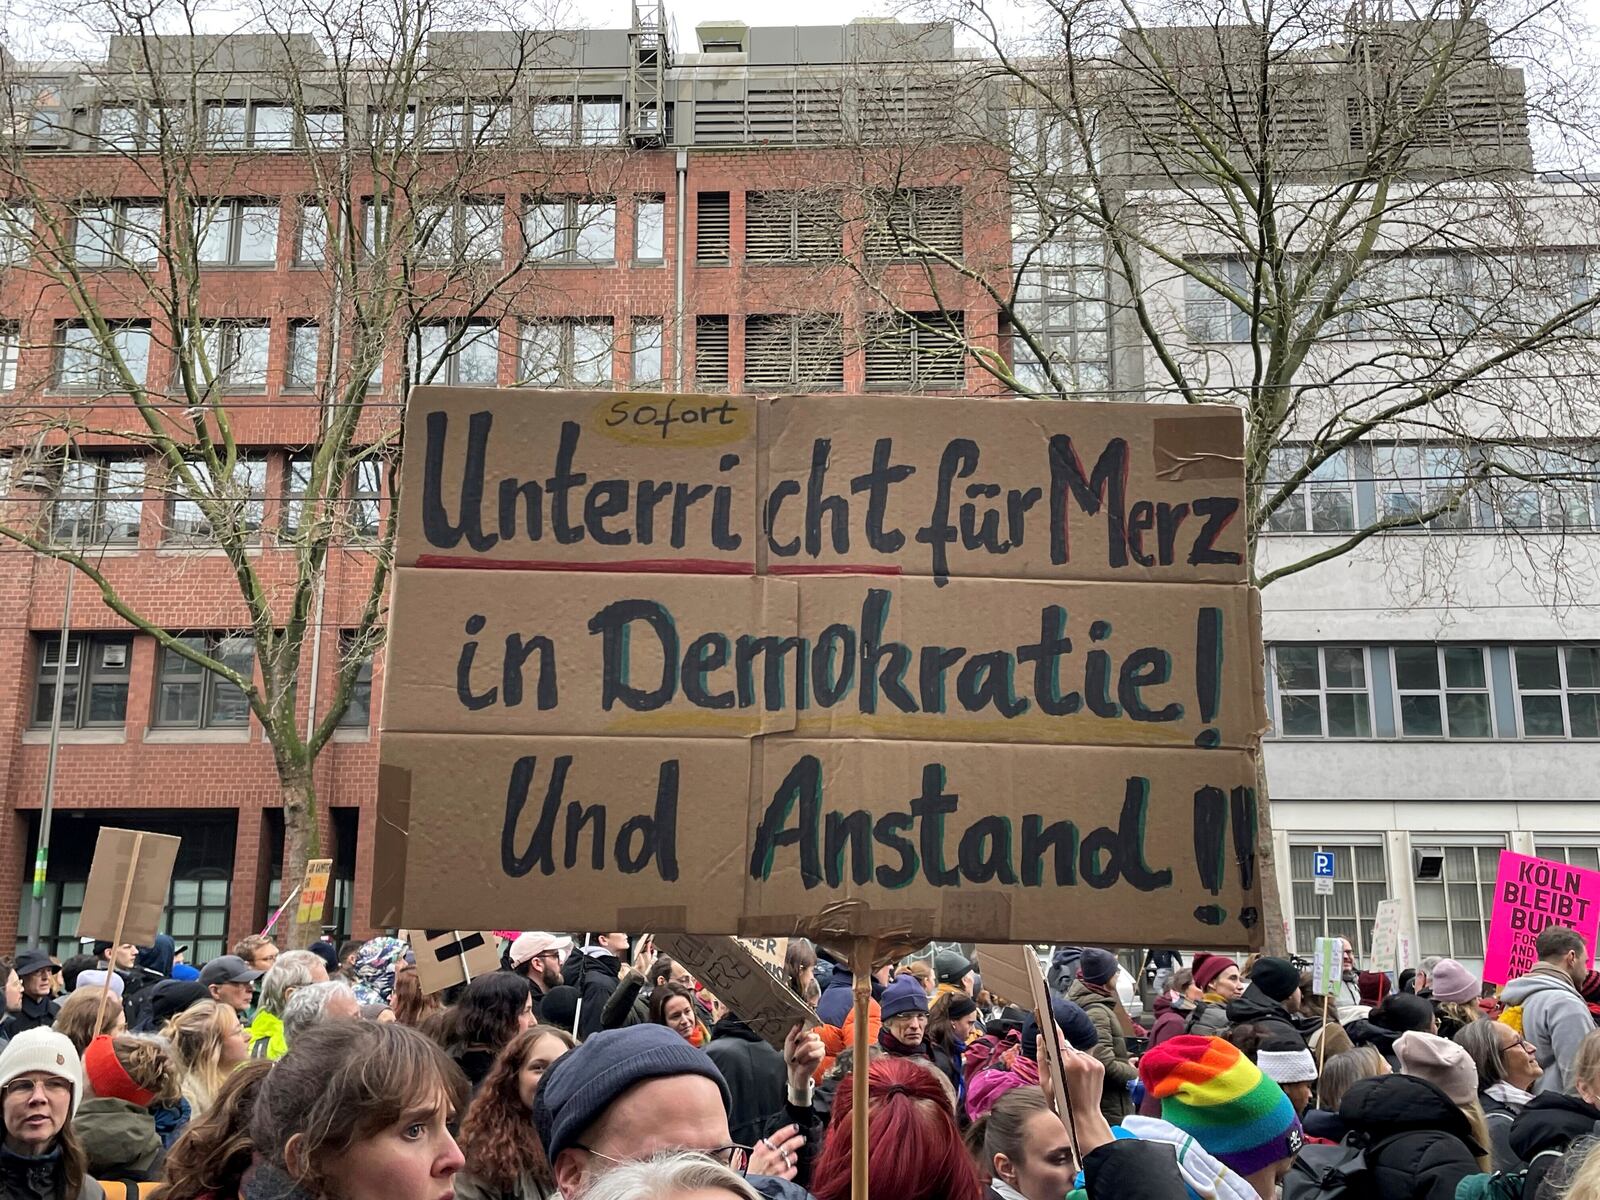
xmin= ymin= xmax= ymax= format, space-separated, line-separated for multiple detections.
xmin=1483 ymin=851 xmax=1600 ymax=985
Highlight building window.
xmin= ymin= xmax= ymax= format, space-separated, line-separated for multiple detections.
xmin=195 ymin=200 xmax=279 ymax=266
xmin=519 ymin=319 xmax=613 ymax=388
xmin=1489 ymin=446 xmax=1597 ymax=530
xmin=525 ymin=198 xmax=615 ymax=263
xmin=361 ymin=199 xmax=390 ymax=255
xmin=51 ymin=457 xmax=143 ymax=545
xmin=415 ymin=200 xmax=503 ymax=264
xmin=1372 ymin=444 xmax=1476 ymax=530
xmin=694 ymin=316 xmax=729 ymax=390
xmin=1263 ymin=447 xmax=1357 ymax=533
xmin=697 ymin=192 xmax=730 ymax=263
xmin=285 ymin=323 xmax=320 ymax=391
xmin=164 ymin=458 xmax=267 ymax=544
xmin=415 ymin=100 xmax=509 ymax=149
xmin=1533 ymin=843 xmax=1600 ymax=874
xmin=1184 ymin=258 xmax=1251 ymax=343
xmin=1290 ymin=842 xmax=1389 ymax=959
xmin=635 ymin=196 xmax=665 ymax=263
xmin=166 ymin=876 xmax=231 ymax=963
xmin=202 ymin=102 xmax=249 ymax=149
xmin=350 ymin=460 xmax=383 ymax=539
xmin=579 ymin=99 xmax=622 ymax=144
xmin=864 ymin=311 xmax=965 ymax=390
xmin=1414 ymin=842 xmax=1502 ymax=960
xmin=1010 ymin=224 xmax=1110 ymax=394
xmin=743 ymin=314 xmax=843 ymax=392
xmin=74 ymin=202 xmax=161 ymax=268
xmin=97 ymin=105 xmax=146 ymax=150
xmin=56 ymin=323 xmax=150 ymax=391
xmin=0 ymin=323 xmax=18 ymax=391
xmin=295 ymin=203 xmax=327 ymax=266
xmin=864 ymin=187 xmax=962 ymax=261
xmin=154 ymin=634 xmax=254 ymax=728
xmin=744 ymin=191 xmax=841 ymax=262
xmin=188 ymin=322 xmax=271 ymax=392
xmin=1393 ymin=645 xmax=1493 ymax=738
xmin=0 ymin=204 xmax=31 ymax=266
xmin=531 ymin=98 xmax=574 ymax=143
xmin=247 ymin=103 xmax=294 ymax=149
xmin=337 ymin=631 xmax=374 ymax=728
xmin=283 ymin=457 xmax=313 ymax=538
xmin=630 ymin=319 xmax=663 ymax=388
xmin=409 ymin=323 xmax=500 ymax=387
xmin=1270 ymin=645 xmax=1372 ymax=737
xmin=32 ymin=632 xmax=132 ymax=729
xmin=303 ymin=110 xmax=345 ymax=149
xmin=1513 ymin=646 xmax=1600 ymax=738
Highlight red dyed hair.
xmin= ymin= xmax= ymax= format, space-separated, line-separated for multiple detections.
xmin=810 ymin=1056 xmax=979 ymax=1200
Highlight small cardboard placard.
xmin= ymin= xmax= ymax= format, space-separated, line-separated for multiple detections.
xmin=1311 ymin=936 xmax=1341 ymax=996
xmin=1484 ymin=851 xmax=1600 ymax=984
xmin=655 ymin=932 xmax=817 ymax=1049
xmin=406 ymin=930 xmax=503 ymax=995
xmin=292 ymin=859 xmax=334 ymax=937
xmin=1368 ymin=899 xmax=1401 ymax=974
xmin=78 ymin=827 xmax=181 ymax=947
xmin=976 ymin=943 xmax=1070 ymax=1134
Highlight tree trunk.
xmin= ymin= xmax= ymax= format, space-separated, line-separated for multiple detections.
xmin=277 ymin=757 xmax=321 ymax=950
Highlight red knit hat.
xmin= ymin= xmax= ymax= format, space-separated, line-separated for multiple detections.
xmin=82 ymin=1035 xmax=155 ymax=1107
xmin=1192 ymin=953 xmax=1236 ymax=991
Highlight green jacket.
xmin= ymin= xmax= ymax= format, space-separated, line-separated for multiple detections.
xmin=1066 ymin=980 xmax=1137 ymax=1124
xmin=246 ymin=1009 xmax=287 ymax=1060
xmin=76 ymin=1097 xmax=165 ymax=1181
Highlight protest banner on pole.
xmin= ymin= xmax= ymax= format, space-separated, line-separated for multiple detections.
xmin=653 ymin=933 xmax=817 ymax=1049
xmin=1368 ymin=899 xmax=1401 ymax=975
xmin=374 ymin=388 xmax=1267 ymax=949
xmin=79 ymin=827 xmax=180 ymax=1034
xmin=975 ymin=943 xmax=1079 ymax=1160
xmin=1483 ymin=851 xmax=1600 ymax=984
xmin=291 ymin=858 xmax=334 ymax=945
xmin=406 ymin=930 xmax=503 ymax=995
xmin=1311 ymin=937 xmax=1341 ymax=996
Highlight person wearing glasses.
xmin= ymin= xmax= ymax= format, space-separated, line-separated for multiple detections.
xmin=533 ymin=1023 xmax=821 ymax=1199
xmin=1454 ymin=1016 xmax=1543 ymax=1170
xmin=0 ymin=1028 xmax=106 ymax=1200
xmin=509 ymin=934 xmax=573 ymax=1020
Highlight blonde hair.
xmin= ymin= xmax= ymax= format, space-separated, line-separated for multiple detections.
xmin=1575 ymin=1031 xmax=1600 ymax=1094
xmin=54 ymin=987 xmax=124 ymax=1052
xmin=1458 ymin=1096 xmax=1493 ymax=1172
xmin=109 ymin=1034 xmax=183 ymax=1105
xmin=1562 ymin=1138 xmax=1600 ymax=1200
xmin=1438 ymin=1001 xmax=1481 ymax=1030
xmin=164 ymin=1000 xmax=241 ymax=1117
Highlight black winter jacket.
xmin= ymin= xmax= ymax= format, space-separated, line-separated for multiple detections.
xmin=1223 ymin=986 xmax=1306 ymax=1048
xmin=1477 ymin=1089 xmax=1524 ymax=1172
xmin=1507 ymin=1090 xmax=1600 ymax=1200
xmin=1338 ymin=1074 xmax=1483 ymax=1200
xmin=0 ymin=1144 xmax=106 ymax=1200
xmin=574 ymin=952 xmax=623 ymax=1039
xmin=7 ymin=996 xmax=59 ymax=1037
xmin=1344 ymin=1019 xmax=1405 ymax=1070
xmin=705 ymin=1017 xmax=789 ymax=1149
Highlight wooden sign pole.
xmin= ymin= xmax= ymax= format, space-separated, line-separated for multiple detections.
xmin=93 ymin=832 xmax=143 ymax=1038
xmin=850 ymin=937 xmax=873 ymax=1200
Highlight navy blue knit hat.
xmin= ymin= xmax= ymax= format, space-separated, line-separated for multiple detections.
xmin=1023 ymin=997 xmax=1100 ymax=1059
xmin=1079 ymin=948 xmax=1119 ymax=985
xmin=532 ymin=1024 xmax=731 ymax=1159
xmin=880 ymin=974 xmax=929 ymax=1020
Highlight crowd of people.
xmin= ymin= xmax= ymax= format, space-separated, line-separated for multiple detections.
xmin=2 ymin=926 xmax=1600 ymax=1200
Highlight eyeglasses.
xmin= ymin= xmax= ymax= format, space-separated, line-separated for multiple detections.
xmin=2 ymin=1078 xmax=71 ymax=1101
xmin=574 ymin=1143 xmax=752 ymax=1174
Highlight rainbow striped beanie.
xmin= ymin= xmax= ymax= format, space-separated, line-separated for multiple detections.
xmin=1137 ymin=1035 xmax=1303 ymax=1176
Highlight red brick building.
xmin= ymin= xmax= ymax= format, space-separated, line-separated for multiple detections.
xmin=0 ymin=13 xmax=1009 ymax=954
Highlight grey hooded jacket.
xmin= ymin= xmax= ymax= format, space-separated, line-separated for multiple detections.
xmin=1501 ymin=963 xmax=1594 ymax=1094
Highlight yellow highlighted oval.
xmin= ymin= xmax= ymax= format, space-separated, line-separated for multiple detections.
xmin=592 ymin=393 xmax=753 ymax=447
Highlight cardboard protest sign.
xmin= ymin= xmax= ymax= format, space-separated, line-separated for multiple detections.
xmin=405 ymin=930 xmax=503 ymax=994
xmin=378 ymin=388 xmax=1266 ymax=951
xmin=78 ymin=827 xmax=181 ymax=947
xmin=975 ymin=944 xmax=1072 ymax=1139
xmin=737 ymin=937 xmax=791 ymax=986
xmin=383 ymin=568 xmax=1262 ymax=749
xmin=1484 ymin=851 xmax=1600 ymax=984
xmin=396 ymin=388 xmax=759 ymax=572
xmin=1311 ymin=937 xmax=1341 ymax=996
xmin=744 ymin=740 xmax=1263 ymax=945
xmin=378 ymin=733 xmax=749 ymax=934
xmin=655 ymin=932 xmax=817 ymax=1049
xmin=292 ymin=859 xmax=334 ymax=940
xmin=1368 ymin=899 xmax=1401 ymax=974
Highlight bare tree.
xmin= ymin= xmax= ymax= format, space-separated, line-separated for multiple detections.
xmin=780 ymin=0 xmax=1600 ymax=951
xmin=0 ymin=0 xmax=638 ymax=939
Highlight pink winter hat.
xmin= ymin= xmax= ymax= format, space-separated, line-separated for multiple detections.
xmin=1429 ymin=959 xmax=1481 ymax=1004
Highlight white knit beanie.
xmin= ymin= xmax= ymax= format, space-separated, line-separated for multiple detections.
xmin=0 ymin=1029 xmax=83 ymax=1117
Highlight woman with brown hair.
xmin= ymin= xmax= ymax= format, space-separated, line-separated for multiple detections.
xmin=151 ymin=1059 xmax=272 ymax=1200
xmin=454 ymin=1028 xmax=575 ymax=1200
xmin=245 ymin=1020 xmax=468 ymax=1200
xmin=0 ymin=1029 xmax=104 ymax=1200
xmin=164 ymin=1001 xmax=249 ymax=1120
xmin=649 ymin=983 xmax=709 ymax=1047
xmin=52 ymin=988 xmax=125 ymax=1054
xmin=391 ymin=964 xmax=441 ymax=1029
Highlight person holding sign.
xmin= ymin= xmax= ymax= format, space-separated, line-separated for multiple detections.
xmin=1499 ymin=926 xmax=1594 ymax=1095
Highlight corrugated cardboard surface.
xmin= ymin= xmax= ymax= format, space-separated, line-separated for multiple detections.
xmin=79 ymin=827 xmax=182 ymax=946
xmin=382 ymin=569 xmax=1261 ymax=750
xmin=654 ymin=932 xmax=817 ymax=1049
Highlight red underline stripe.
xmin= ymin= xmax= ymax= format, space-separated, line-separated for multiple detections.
xmin=413 ymin=555 xmax=756 ymax=574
